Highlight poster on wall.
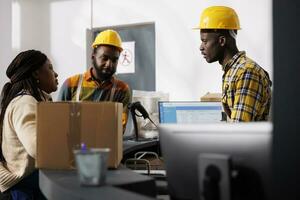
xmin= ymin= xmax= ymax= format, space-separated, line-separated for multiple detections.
xmin=117 ymin=41 xmax=135 ymax=74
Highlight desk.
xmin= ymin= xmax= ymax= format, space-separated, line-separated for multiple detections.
xmin=123 ymin=139 xmax=159 ymax=156
xmin=39 ymin=167 xmax=156 ymax=200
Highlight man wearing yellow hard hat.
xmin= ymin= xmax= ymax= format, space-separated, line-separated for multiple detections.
xmin=58 ymin=29 xmax=131 ymax=130
xmin=196 ymin=6 xmax=272 ymax=121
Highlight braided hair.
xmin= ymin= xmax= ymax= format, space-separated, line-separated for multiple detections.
xmin=0 ymin=50 xmax=48 ymax=161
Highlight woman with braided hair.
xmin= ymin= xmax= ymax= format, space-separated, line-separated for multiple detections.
xmin=0 ymin=50 xmax=58 ymax=199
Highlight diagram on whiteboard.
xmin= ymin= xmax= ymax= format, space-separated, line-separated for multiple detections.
xmin=117 ymin=41 xmax=135 ymax=74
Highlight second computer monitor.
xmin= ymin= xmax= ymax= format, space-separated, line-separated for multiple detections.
xmin=158 ymin=101 xmax=223 ymax=124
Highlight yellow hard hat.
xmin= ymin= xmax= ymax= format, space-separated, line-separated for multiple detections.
xmin=195 ymin=6 xmax=240 ymax=30
xmin=92 ymin=29 xmax=123 ymax=51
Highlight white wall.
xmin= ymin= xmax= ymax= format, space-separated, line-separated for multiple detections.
xmin=0 ymin=0 xmax=12 ymax=87
xmin=7 ymin=0 xmax=272 ymax=101
xmin=11 ymin=0 xmax=91 ymax=99
xmin=92 ymin=0 xmax=273 ymax=100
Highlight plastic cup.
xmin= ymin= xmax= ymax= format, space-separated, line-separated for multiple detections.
xmin=74 ymin=148 xmax=110 ymax=186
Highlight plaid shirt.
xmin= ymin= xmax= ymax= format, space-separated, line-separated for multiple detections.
xmin=222 ymin=51 xmax=272 ymax=122
xmin=57 ymin=68 xmax=131 ymax=130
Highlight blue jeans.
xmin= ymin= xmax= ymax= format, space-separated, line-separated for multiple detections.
xmin=9 ymin=171 xmax=46 ymax=200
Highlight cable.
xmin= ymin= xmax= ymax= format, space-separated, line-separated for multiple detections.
xmin=147 ymin=117 xmax=158 ymax=128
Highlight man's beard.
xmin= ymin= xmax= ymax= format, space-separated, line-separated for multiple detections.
xmin=92 ymin=60 xmax=116 ymax=81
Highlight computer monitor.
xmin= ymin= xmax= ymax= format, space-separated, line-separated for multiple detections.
xmin=159 ymin=122 xmax=272 ymax=200
xmin=158 ymin=101 xmax=223 ymax=124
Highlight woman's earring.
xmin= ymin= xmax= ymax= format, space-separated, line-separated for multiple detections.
xmin=36 ymin=79 xmax=40 ymax=84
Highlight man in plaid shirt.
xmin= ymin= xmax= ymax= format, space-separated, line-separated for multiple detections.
xmin=58 ymin=29 xmax=131 ymax=130
xmin=196 ymin=6 xmax=272 ymax=121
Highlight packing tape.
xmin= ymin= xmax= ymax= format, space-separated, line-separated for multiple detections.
xmin=67 ymin=103 xmax=82 ymax=169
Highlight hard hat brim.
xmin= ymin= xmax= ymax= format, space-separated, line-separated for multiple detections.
xmin=92 ymin=44 xmax=123 ymax=52
xmin=192 ymin=26 xmax=241 ymax=30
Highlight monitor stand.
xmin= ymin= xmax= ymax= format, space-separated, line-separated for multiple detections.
xmin=198 ymin=154 xmax=231 ymax=200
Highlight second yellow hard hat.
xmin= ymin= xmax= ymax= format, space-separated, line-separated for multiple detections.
xmin=195 ymin=6 xmax=241 ymax=30
xmin=92 ymin=29 xmax=123 ymax=51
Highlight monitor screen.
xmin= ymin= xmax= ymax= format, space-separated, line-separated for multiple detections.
xmin=159 ymin=122 xmax=272 ymax=200
xmin=158 ymin=101 xmax=223 ymax=124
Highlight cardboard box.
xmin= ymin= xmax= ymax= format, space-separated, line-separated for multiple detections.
xmin=36 ymin=102 xmax=123 ymax=169
xmin=200 ymin=92 xmax=222 ymax=102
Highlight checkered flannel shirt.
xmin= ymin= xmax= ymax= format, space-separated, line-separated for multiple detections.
xmin=222 ymin=51 xmax=272 ymax=122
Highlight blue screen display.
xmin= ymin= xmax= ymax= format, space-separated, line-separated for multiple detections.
xmin=159 ymin=102 xmax=223 ymax=123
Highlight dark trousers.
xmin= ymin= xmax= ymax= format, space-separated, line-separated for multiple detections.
xmin=0 ymin=171 xmax=46 ymax=200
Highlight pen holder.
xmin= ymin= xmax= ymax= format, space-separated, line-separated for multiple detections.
xmin=74 ymin=148 xmax=110 ymax=186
